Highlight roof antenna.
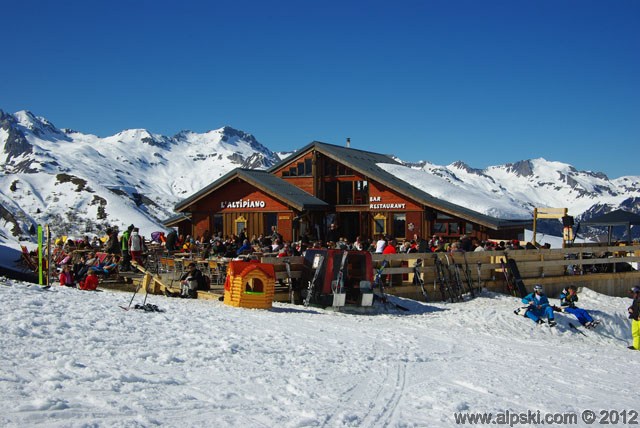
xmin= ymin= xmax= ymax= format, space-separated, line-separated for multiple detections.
xmin=346 ymin=137 xmax=350 ymax=148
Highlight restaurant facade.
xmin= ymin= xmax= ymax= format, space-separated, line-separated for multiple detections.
xmin=167 ymin=141 xmax=530 ymax=244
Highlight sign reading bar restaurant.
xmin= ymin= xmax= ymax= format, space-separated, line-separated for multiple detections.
xmin=369 ymin=196 xmax=405 ymax=210
xmin=221 ymin=199 xmax=267 ymax=209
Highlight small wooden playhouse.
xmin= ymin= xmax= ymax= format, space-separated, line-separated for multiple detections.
xmin=223 ymin=260 xmax=276 ymax=309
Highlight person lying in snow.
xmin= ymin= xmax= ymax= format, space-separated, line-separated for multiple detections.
xmin=521 ymin=284 xmax=557 ymax=327
xmin=560 ymin=285 xmax=598 ymax=328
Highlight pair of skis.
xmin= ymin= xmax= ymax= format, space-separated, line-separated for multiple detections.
xmin=500 ymin=255 xmax=528 ymax=298
xmin=449 ymin=252 xmax=477 ymax=298
xmin=304 ymin=253 xmax=325 ymax=307
xmin=412 ymin=259 xmax=428 ymax=301
xmin=433 ymin=254 xmax=464 ymax=302
xmin=121 ymin=284 xmax=163 ymax=312
xmin=373 ymin=260 xmax=409 ymax=311
xmin=120 ymin=262 xmax=163 ymax=312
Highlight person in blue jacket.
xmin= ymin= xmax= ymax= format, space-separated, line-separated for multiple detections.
xmin=236 ymin=239 xmax=253 ymax=256
xmin=522 ymin=284 xmax=557 ymax=326
xmin=560 ymin=285 xmax=597 ymax=328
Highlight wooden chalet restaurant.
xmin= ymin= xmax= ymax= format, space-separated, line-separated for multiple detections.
xmin=164 ymin=141 xmax=530 ymax=245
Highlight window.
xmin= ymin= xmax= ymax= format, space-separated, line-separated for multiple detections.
xmin=373 ymin=213 xmax=386 ymax=235
xmin=234 ymin=216 xmax=247 ymax=236
xmin=264 ymin=213 xmax=277 ymax=236
xmin=213 ymin=214 xmax=223 ymax=235
xmin=304 ymin=158 xmax=312 ymax=175
xmin=354 ymin=180 xmax=368 ymax=204
xmin=433 ymin=222 xmax=447 ymax=234
xmin=337 ymin=164 xmax=353 ymax=176
xmin=465 ymin=223 xmax=474 ymax=234
xmin=338 ymin=181 xmax=353 ymax=205
xmin=324 ymin=162 xmax=337 ymax=176
xmin=393 ymin=213 xmax=406 ymax=239
xmin=324 ymin=181 xmax=337 ymax=205
xmin=433 ymin=221 xmax=462 ymax=236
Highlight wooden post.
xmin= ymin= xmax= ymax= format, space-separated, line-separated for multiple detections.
xmin=532 ymin=208 xmax=538 ymax=245
xmin=37 ymin=225 xmax=43 ymax=285
xmin=46 ymin=225 xmax=52 ymax=287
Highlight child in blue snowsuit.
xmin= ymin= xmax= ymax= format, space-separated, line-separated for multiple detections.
xmin=522 ymin=284 xmax=556 ymax=326
xmin=560 ymin=285 xmax=596 ymax=328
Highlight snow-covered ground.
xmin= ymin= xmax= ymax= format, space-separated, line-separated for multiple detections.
xmin=0 ymin=279 xmax=638 ymax=427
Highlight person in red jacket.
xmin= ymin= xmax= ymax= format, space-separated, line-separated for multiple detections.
xmin=59 ymin=264 xmax=75 ymax=287
xmin=79 ymin=269 xmax=99 ymax=291
xmin=382 ymin=239 xmax=397 ymax=286
xmin=382 ymin=239 xmax=397 ymax=255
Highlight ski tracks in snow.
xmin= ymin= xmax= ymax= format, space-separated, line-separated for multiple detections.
xmin=319 ymin=360 xmax=408 ymax=428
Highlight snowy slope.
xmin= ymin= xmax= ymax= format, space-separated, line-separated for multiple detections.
xmin=0 ymin=278 xmax=637 ymax=427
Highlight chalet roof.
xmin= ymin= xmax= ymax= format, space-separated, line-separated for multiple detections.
xmin=269 ymin=141 xmax=531 ymax=230
xmin=174 ymin=168 xmax=329 ymax=213
xmin=581 ymin=209 xmax=640 ymax=244
xmin=162 ymin=212 xmax=191 ymax=228
xmin=582 ymin=209 xmax=640 ymax=227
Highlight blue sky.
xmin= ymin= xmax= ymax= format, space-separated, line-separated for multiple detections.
xmin=1 ymin=0 xmax=638 ymax=177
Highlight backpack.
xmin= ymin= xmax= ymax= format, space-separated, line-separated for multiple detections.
xmin=196 ymin=272 xmax=210 ymax=291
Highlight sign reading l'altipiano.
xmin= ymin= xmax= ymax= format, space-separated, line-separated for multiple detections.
xmin=221 ymin=199 xmax=267 ymax=209
xmin=369 ymin=196 xmax=405 ymax=210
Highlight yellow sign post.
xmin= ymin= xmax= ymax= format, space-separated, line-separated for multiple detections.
xmin=532 ymin=208 xmax=568 ymax=247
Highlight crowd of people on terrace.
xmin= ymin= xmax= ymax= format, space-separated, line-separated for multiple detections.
xmin=158 ymin=226 xmax=546 ymax=260
xmin=45 ymin=220 xmax=550 ymax=289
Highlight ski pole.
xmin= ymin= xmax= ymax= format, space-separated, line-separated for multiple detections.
xmin=122 ymin=282 xmax=142 ymax=310
xmin=141 ymin=281 xmax=150 ymax=306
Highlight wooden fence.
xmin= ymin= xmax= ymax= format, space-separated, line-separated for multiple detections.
xmin=262 ymin=245 xmax=640 ymax=301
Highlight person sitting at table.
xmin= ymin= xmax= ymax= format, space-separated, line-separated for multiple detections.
xmin=212 ymin=239 xmax=226 ymax=257
xmin=75 ymin=251 xmax=100 ymax=281
xmin=90 ymin=254 xmax=120 ymax=278
xmin=236 ymin=239 xmax=252 ymax=256
xmin=166 ymin=262 xmax=207 ymax=298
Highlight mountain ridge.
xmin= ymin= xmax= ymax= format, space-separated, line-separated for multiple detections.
xmin=1 ymin=108 xmax=638 ymax=247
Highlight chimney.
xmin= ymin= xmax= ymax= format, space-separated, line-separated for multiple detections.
xmin=346 ymin=137 xmax=350 ymax=148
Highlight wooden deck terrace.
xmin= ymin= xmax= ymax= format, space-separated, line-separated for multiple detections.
xmin=100 ymin=245 xmax=640 ymax=303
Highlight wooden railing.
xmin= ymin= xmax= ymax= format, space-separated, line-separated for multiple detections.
xmin=261 ymin=246 xmax=640 ymax=297
xmin=370 ymin=245 xmax=640 ymax=282
xmin=138 ymin=245 xmax=640 ymax=300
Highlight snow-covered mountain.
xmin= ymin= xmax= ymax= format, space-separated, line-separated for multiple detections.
xmin=0 ymin=109 xmax=279 ymax=247
xmin=1 ymin=109 xmax=638 ymax=248
xmin=386 ymin=158 xmax=640 ymax=227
